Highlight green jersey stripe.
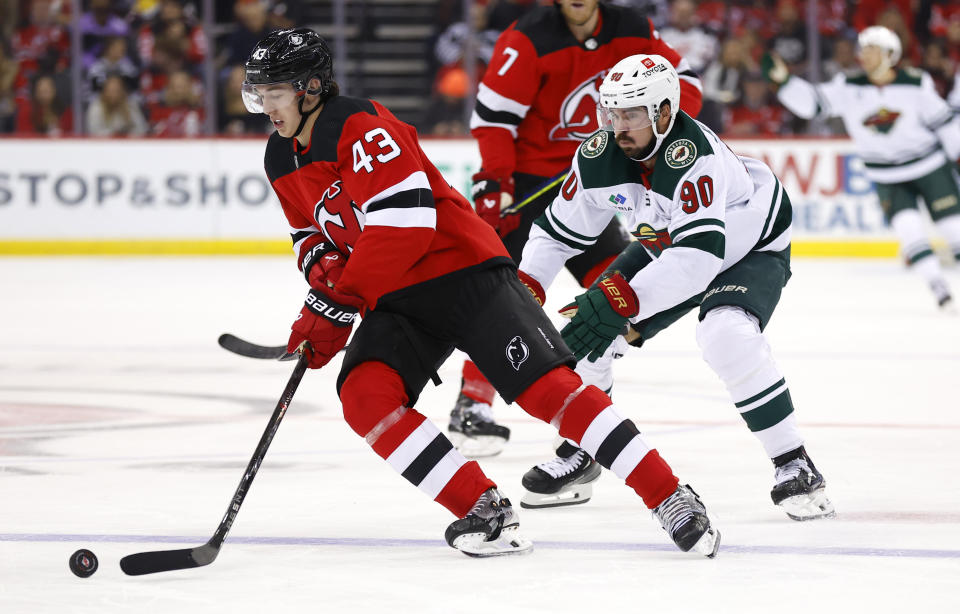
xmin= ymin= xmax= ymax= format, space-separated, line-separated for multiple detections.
xmin=735 ymin=377 xmax=786 ymax=408
xmin=673 ymin=230 xmax=724 ymax=258
xmin=670 ymin=218 xmax=726 ymax=241
xmin=534 ymin=213 xmax=596 ymax=250
xmin=758 ymin=178 xmax=782 ymax=243
xmin=740 ymin=389 xmax=795 ymax=432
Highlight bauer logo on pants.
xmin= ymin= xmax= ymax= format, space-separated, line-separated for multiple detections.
xmin=506 ymin=336 xmax=529 ymax=371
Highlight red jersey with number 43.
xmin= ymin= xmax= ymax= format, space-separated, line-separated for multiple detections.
xmin=265 ymin=96 xmax=511 ymax=309
xmin=470 ymin=3 xmax=703 ymax=179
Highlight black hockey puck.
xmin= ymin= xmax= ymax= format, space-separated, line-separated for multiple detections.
xmin=69 ymin=549 xmax=98 ymax=578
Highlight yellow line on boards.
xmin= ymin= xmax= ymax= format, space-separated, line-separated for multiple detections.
xmin=0 ymin=239 xmax=905 ymax=258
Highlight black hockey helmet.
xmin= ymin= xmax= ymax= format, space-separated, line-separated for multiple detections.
xmin=243 ymin=27 xmax=334 ymax=99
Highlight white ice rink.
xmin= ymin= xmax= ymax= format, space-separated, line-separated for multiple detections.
xmin=1 ymin=256 xmax=958 ymax=613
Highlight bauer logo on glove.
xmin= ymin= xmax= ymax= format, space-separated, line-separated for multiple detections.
xmin=304 ymin=290 xmax=358 ymax=326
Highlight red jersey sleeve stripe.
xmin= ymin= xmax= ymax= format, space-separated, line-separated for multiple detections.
xmin=470 ymin=83 xmax=531 ymax=135
xmin=362 ymin=170 xmax=437 ymax=230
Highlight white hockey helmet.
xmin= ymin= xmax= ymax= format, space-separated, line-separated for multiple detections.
xmin=597 ymin=54 xmax=681 ymax=161
xmin=857 ymin=26 xmax=902 ymax=65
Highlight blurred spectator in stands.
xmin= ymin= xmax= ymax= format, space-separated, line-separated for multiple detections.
xmin=723 ymin=70 xmax=784 ymax=136
xmin=149 ymin=68 xmax=203 ymax=136
xmin=822 ymin=35 xmax=860 ymax=79
xmin=727 ymin=0 xmax=775 ymax=41
xmin=266 ymin=1 xmax=301 ymax=30
xmin=224 ymin=0 xmax=272 ymax=67
xmin=852 ymin=0 xmax=915 ymax=41
xmin=218 ymin=64 xmax=268 ymax=134
xmin=0 ymin=38 xmax=17 ymax=133
xmin=87 ymin=36 xmax=140 ymax=101
xmin=870 ymin=4 xmax=921 ymax=66
xmin=11 ymin=0 xmax=71 ymax=102
xmin=15 ymin=73 xmax=72 ymax=136
xmin=609 ymin=0 xmax=669 ymax=28
xmin=138 ymin=0 xmax=206 ymax=72
xmin=80 ymin=0 xmax=130 ymax=70
xmin=422 ymin=64 xmax=469 ymax=136
xmin=699 ymin=37 xmax=754 ymax=133
xmin=86 ymin=73 xmax=148 ymax=136
xmin=434 ymin=2 xmax=500 ymax=71
xmin=1 ymin=0 xmax=18 ymax=40
xmin=921 ymin=39 xmax=955 ymax=98
xmin=817 ymin=0 xmax=850 ymax=40
xmin=660 ymin=0 xmax=718 ymax=74
xmin=768 ymin=0 xmax=808 ymax=76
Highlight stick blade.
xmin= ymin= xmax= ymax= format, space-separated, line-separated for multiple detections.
xmin=218 ymin=333 xmax=293 ymax=361
xmin=120 ymin=544 xmax=218 ymax=576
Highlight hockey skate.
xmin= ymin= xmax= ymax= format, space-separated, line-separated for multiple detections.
xmin=930 ymin=279 xmax=956 ymax=312
xmin=652 ymin=484 xmax=721 ymax=558
xmin=445 ymin=488 xmax=533 ymax=557
xmin=520 ymin=441 xmax=602 ymax=509
xmin=771 ymin=446 xmax=835 ymax=521
xmin=448 ymin=393 xmax=510 ymax=458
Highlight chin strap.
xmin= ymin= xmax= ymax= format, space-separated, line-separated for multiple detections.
xmin=292 ymin=95 xmax=324 ymax=139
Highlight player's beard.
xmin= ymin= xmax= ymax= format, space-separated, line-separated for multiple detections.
xmin=617 ymin=134 xmax=656 ymax=161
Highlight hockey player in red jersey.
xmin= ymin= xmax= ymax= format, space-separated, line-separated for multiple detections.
xmin=452 ymin=0 xmax=704 ymax=495
xmin=243 ymin=28 xmax=720 ymax=558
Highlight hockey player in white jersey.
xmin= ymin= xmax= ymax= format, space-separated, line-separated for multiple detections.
xmin=516 ymin=54 xmax=835 ymax=521
xmin=766 ymin=26 xmax=960 ymax=309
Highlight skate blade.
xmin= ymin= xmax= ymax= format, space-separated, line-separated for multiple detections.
xmin=447 ymin=432 xmax=506 ymax=459
xmin=520 ymin=484 xmax=593 ymax=509
xmin=452 ymin=525 xmax=534 ymax=558
xmin=779 ymin=489 xmax=836 ymax=521
xmin=691 ymin=527 xmax=721 ymax=558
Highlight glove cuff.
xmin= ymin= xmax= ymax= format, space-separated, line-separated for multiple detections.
xmin=305 ymin=288 xmax=359 ymax=327
xmin=517 ymin=269 xmax=546 ymax=306
xmin=300 ymin=241 xmax=339 ymax=283
xmin=597 ymin=273 xmax=639 ymax=318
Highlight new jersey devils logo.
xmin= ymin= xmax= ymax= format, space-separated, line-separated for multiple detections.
xmin=506 ymin=336 xmax=529 ymax=371
xmin=313 ymin=180 xmax=364 ymax=254
xmin=548 ymin=71 xmax=606 ymax=142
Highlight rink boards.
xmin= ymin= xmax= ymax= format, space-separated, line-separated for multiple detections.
xmin=0 ymin=137 xmax=916 ymax=257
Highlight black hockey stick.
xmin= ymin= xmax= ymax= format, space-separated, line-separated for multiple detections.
xmin=119 ymin=345 xmax=310 ymax=576
xmin=218 ymin=333 xmax=296 ymax=361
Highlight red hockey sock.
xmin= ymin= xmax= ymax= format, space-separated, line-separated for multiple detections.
xmin=579 ymin=254 xmax=618 ymax=288
xmin=516 ymin=366 xmax=678 ymax=509
xmin=340 ymin=361 xmax=495 ymax=517
xmin=460 ymin=360 xmax=496 ymax=405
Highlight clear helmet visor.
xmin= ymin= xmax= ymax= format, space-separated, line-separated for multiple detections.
xmin=241 ymin=81 xmax=300 ymax=114
xmin=596 ymin=104 xmax=653 ymax=132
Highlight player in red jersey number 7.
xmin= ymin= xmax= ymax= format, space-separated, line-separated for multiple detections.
xmin=243 ymin=28 xmax=720 ymax=558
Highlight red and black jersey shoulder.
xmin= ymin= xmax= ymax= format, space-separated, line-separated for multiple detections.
xmin=514 ymin=3 xmax=652 ymax=57
xmin=263 ymin=96 xmax=378 ymax=182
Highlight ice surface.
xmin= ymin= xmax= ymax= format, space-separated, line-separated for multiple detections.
xmin=1 ymin=257 xmax=958 ymax=613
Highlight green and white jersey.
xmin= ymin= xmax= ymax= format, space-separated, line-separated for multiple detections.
xmin=519 ymin=112 xmax=791 ymax=323
xmin=777 ymin=69 xmax=960 ymax=184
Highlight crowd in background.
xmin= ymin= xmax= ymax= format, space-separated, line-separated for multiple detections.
xmin=1 ymin=0 xmax=959 ymax=138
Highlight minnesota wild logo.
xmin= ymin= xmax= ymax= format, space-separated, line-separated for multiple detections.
xmin=863 ymin=108 xmax=901 ymax=134
xmin=631 ymin=223 xmax=672 ymax=255
xmin=580 ymin=131 xmax=608 ymax=158
xmin=665 ymin=139 xmax=697 ymax=169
